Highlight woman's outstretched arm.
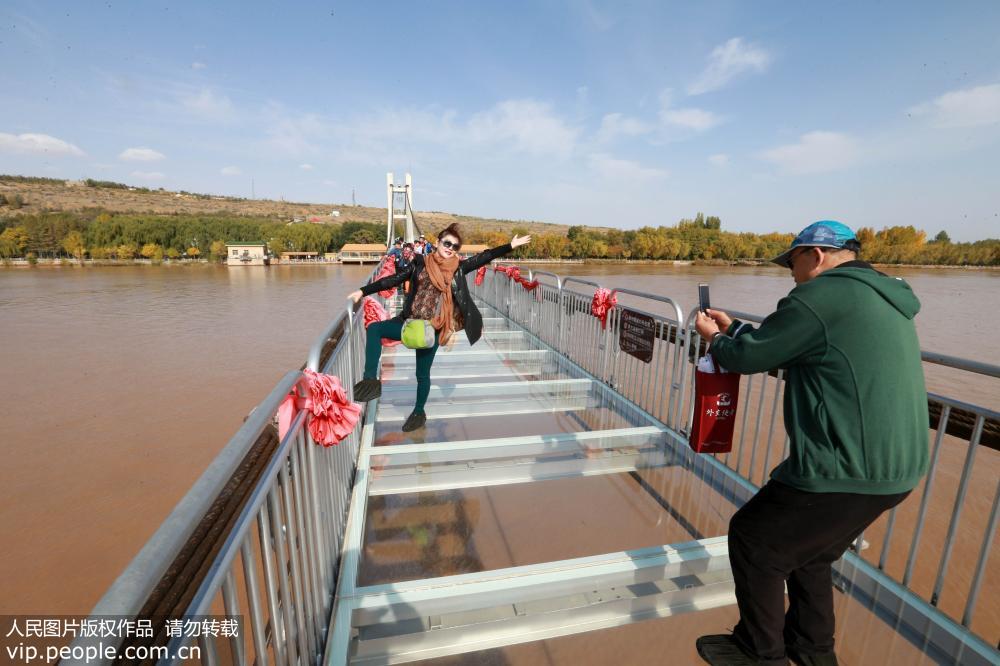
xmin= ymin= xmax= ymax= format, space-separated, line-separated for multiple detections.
xmin=461 ymin=234 xmax=532 ymax=274
xmin=349 ymin=262 xmax=414 ymax=302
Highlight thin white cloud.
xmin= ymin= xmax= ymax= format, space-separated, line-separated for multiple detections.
xmin=131 ymin=171 xmax=165 ymax=181
xmin=660 ymin=107 xmax=723 ymax=131
xmin=658 ymin=91 xmax=723 ymax=131
xmin=588 ymin=153 xmax=668 ymax=181
xmin=760 ymin=131 xmax=859 ymax=174
xmin=581 ymin=1 xmax=615 ymax=31
xmin=264 ymin=97 xmax=579 ymax=161
xmin=299 ymin=163 xmax=314 ymax=170
xmin=191 ymin=62 xmax=207 ymax=70
xmin=688 ymin=37 xmax=772 ymax=96
xmin=0 ymin=132 xmax=85 ymax=156
xmin=467 ymin=100 xmax=579 ymax=157
xmin=596 ymin=113 xmax=652 ymax=143
xmin=265 ymin=107 xmax=332 ymax=155
xmin=908 ymin=83 xmax=1000 ymax=128
xmin=119 ymin=147 xmax=165 ymax=162
xmin=708 ymin=153 xmax=730 ymax=167
xmin=220 ymin=166 xmax=242 ymax=176
xmin=179 ymin=87 xmax=235 ymax=121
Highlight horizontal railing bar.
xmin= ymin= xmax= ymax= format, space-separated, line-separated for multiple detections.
xmin=922 ymin=351 xmax=1000 ymax=379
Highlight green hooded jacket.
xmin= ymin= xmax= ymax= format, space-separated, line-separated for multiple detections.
xmin=710 ymin=262 xmax=929 ymax=494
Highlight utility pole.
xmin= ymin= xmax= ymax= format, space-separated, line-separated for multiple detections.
xmin=352 ymin=188 xmax=356 ymax=207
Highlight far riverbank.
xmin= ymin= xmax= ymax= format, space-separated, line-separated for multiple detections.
xmin=2 ymin=257 xmax=998 ymax=270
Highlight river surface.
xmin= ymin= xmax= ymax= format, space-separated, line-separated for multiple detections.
xmin=0 ymin=262 xmax=997 ymax=621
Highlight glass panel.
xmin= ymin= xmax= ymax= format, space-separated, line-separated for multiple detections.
xmin=368 ymin=428 xmax=669 ymax=495
xmin=408 ymin=586 xmax=936 ymax=665
xmin=383 ymin=349 xmax=552 ymax=368
xmin=358 ymin=470 xmax=716 ymax=586
xmin=381 ymin=355 xmax=581 ymax=385
xmin=374 ymin=402 xmax=647 ymax=446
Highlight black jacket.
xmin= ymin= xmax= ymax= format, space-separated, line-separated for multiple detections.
xmin=360 ymin=243 xmax=513 ymax=345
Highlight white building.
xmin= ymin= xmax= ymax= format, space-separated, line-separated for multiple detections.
xmin=226 ymin=242 xmax=269 ymax=266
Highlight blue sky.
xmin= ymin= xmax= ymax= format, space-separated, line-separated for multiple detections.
xmin=2 ymin=1 xmax=999 ymax=240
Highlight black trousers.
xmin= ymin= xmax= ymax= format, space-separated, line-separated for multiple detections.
xmin=727 ymin=480 xmax=909 ymax=664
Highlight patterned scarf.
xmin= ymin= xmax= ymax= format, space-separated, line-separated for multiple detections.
xmin=423 ymin=251 xmax=461 ymax=344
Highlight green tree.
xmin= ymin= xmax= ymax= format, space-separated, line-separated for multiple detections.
xmin=349 ymin=228 xmax=378 ymax=244
xmin=165 ymin=247 xmax=181 ymax=260
xmin=933 ymin=230 xmax=951 ymax=243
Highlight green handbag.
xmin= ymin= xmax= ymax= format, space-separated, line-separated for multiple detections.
xmin=401 ymin=319 xmax=436 ymax=349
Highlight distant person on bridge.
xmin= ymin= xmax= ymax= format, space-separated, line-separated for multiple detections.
xmin=693 ymin=221 xmax=929 ymax=666
xmin=399 ymin=242 xmax=415 ymax=291
xmin=387 ymin=238 xmax=403 ymax=263
xmin=349 ymin=224 xmax=531 ymax=431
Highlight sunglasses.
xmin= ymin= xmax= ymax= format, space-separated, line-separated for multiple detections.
xmin=441 ymin=239 xmax=462 ymax=251
xmin=788 ymin=246 xmax=824 ymax=269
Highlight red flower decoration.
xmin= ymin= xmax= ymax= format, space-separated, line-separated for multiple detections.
xmin=591 ymin=288 xmax=617 ymax=329
xmin=277 ymin=370 xmax=362 ymax=447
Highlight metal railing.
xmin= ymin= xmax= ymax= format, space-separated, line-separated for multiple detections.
xmin=68 ymin=266 xmax=384 ymax=665
xmin=473 ymin=266 xmax=1000 ymax=658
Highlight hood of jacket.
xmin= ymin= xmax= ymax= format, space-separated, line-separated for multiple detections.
xmin=815 ymin=262 xmax=921 ymax=320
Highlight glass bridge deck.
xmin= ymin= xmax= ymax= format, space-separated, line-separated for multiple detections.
xmin=326 ymin=299 xmax=985 ymax=665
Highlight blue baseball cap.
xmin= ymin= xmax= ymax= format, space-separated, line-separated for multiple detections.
xmin=772 ymin=220 xmax=859 ymax=268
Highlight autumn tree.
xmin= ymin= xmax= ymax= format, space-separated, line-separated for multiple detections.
xmin=0 ymin=226 xmax=29 ymax=257
xmin=62 ymin=231 xmax=86 ymax=260
xmin=209 ymin=240 xmax=228 ymax=260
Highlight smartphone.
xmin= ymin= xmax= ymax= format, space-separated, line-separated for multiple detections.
xmin=698 ymin=283 xmax=711 ymax=313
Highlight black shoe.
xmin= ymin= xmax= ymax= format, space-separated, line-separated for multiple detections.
xmin=352 ymin=378 xmax=381 ymax=402
xmin=787 ymin=647 xmax=838 ymax=666
xmin=696 ymin=634 xmax=761 ymax=665
xmin=401 ymin=411 xmax=426 ymax=432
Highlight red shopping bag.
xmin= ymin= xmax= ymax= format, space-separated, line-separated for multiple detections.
xmin=689 ymin=356 xmax=741 ymax=453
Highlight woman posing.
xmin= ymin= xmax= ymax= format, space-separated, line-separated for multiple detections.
xmin=348 ymin=224 xmax=531 ymax=431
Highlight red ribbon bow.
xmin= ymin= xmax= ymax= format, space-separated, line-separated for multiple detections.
xmin=475 ymin=265 xmax=487 ymax=286
xmin=591 ymin=288 xmax=617 ymax=329
xmin=494 ymin=264 xmax=540 ymax=294
xmin=277 ymin=370 xmax=362 ymax=447
xmin=362 ymin=297 xmax=401 ymax=347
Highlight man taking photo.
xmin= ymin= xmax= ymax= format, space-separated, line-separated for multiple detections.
xmin=694 ymin=220 xmax=929 ymax=666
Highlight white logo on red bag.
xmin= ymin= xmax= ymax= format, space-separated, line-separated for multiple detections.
xmin=718 ymin=392 xmax=732 ymax=407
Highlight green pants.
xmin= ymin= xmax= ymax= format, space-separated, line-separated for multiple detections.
xmin=364 ymin=319 xmax=440 ymax=413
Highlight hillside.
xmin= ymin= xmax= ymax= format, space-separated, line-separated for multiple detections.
xmin=0 ymin=176 xmax=591 ymax=237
